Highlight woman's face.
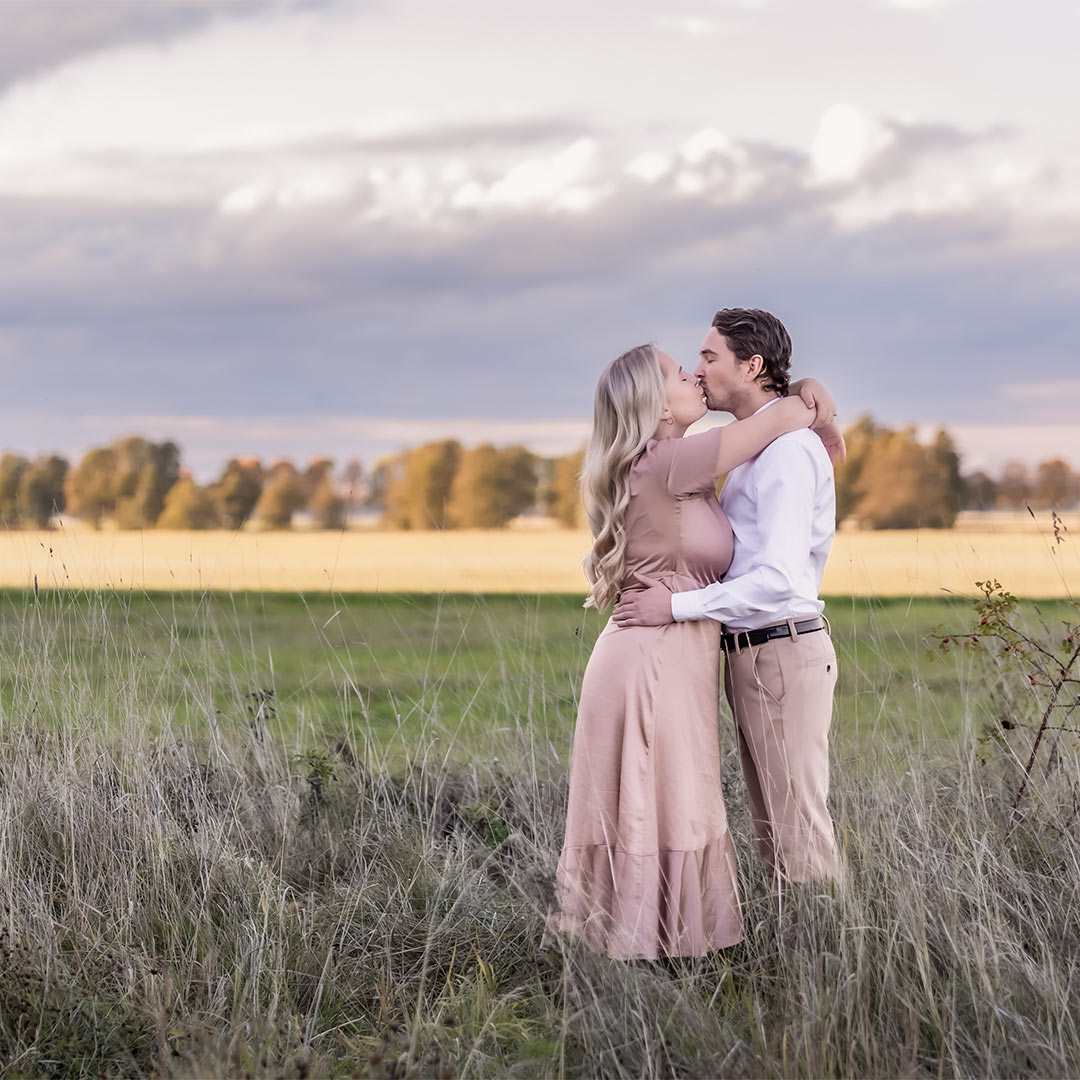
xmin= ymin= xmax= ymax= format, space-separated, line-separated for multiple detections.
xmin=658 ymin=349 xmax=708 ymax=428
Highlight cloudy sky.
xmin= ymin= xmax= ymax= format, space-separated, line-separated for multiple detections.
xmin=1 ymin=0 xmax=1078 ymax=479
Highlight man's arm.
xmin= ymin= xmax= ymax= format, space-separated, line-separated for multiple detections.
xmin=613 ymin=441 xmax=820 ymax=627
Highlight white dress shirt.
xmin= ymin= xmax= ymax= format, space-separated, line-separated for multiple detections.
xmin=670 ymin=398 xmax=835 ymax=631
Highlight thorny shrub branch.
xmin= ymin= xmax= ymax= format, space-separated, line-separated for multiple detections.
xmin=929 ymin=514 xmax=1080 ymax=814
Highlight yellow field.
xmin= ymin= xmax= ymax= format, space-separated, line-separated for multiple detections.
xmin=3 ymin=521 xmax=1078 ymax=597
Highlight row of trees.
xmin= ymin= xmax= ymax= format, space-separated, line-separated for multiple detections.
xmin=2 ymin=422 xmax=1076 ymax=532
xmin=370 ymin=442 xmax=566 ymax=530
xmin=0 ymin=434 xmax=574 ymax=531
xmin=0 ymin=437 xmax=355 ymax=531
xmin=836 ymin=417 xmax=1079 ymax=528
xmin=366 ymin=421 xmax=1079 ymax=533
xmin=963 ymin=459 xmax=1079 ymax=513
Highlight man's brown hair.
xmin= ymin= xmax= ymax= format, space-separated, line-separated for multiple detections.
xmin=712 ymin=308 xmax=792 ymax=396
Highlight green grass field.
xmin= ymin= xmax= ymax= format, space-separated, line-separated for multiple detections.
xmin=1 ymin=588 xmax=1055 ymax=762
xmin=2 ymin=588 xmax=1079 ymax=1078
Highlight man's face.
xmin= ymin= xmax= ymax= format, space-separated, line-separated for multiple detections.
xmin=694 ymin=327 xmax=745 ymax=412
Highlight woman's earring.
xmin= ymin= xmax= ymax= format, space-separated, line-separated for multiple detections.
xmin=663 ymin=415 xmax=674 ymax=426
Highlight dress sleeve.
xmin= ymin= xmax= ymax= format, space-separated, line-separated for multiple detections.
xmin=660 ymin=426 xmax=725 ymax=497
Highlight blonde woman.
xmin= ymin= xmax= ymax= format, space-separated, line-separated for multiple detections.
xmin=547 ymin=343 xmax=840 ymax=959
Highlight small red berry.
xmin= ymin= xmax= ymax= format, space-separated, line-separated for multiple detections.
xmin=972 ymin=635 xmax=979 ymax=643
xmin=1029 ymin=674 xmax=1036 ymax=685
xmin=942 ymin=637 xmax=950 ymax=645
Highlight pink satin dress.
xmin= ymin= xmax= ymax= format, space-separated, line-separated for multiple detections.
xmin=548 ymin=426 xmax=742 ymax=958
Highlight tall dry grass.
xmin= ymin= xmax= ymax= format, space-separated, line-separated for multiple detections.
xmin=1 ymin=591 xmax=1079 ymax=1078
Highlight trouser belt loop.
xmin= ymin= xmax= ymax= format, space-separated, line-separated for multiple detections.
xmin=822 ymin=613 xmax=832 ymax=636
xmin=787 ymin=616 xmax=799 ymax=639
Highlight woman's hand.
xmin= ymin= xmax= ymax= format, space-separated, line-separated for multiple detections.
xmin=816 ymin=422 xmax=847 ymax=465
xmin=790 ymin=378 xmax=846 ymax=464
xmin=790 ymin=377 xmax=836 ymax=430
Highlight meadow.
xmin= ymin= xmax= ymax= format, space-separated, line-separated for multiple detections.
xmin=0 ymin=589 xmax=1035 ymax=758
xmin=1 ymin=583 xmax=1079 ymax=1077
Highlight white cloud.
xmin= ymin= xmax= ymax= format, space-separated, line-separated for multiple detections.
xmin=0 ymin=2 xmax=1073 ymax=245
xmin=0 ymin=10 xmax=404 ymax=162
xmin=681 ymin=127 xmax=732 ymax=165
xmin=674 ymin=169 xmax=708 ymax=196
xmin=486 ymin=138 xmax=600 ymax=211
xmin=219 ymin=184 xmax=268 ymax=216
xmin=625 ymin=151 xmax=671 ymax=184
xmin=811 ymin=104 xmax=895 ymax=184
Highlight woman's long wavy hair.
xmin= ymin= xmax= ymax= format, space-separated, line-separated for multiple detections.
xmin=581 ymin=344 xmax=666 ymax=610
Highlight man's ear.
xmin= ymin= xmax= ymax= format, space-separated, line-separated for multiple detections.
xmin=747 ymin=354 xmax=765 ymax=382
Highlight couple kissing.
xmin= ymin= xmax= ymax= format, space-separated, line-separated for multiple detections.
xmin=546 ymin=307 xmax=846 ymax=960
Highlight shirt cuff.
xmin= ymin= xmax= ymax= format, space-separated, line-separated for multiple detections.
xmin=670 ymin=590 xmax=700 ymax=622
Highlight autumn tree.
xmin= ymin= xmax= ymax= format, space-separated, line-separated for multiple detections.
xmin=212 ymin=459 xmax=263 ymax=529
xmin=1032 ymin=458 xmax=1078 ymax=509
xmin=18 ymin=455 xmax=68 ymax=528
xmin=833 ymin=415 xmax=877 ymax=526
xmin=299 ymin=458 xmax=347 ymax=526
xmin=65 ymin=446 xmax=119 ymax=528
xmin=64 ymin=436 xmax=179 ymax=528
xmin=300 ymin=458 xmax=334 ymax=504
xmin=253 ymin=461 xmax=305 ymax=529
xmin=364 ymin=455 xmax=403 ymax=511
xmin=309 ymin=474 xmax=346 ymax=529
xmin=496 ymin=446 xmax=538 ymax=520
xmin=930 ymin=428 xmax=965 ymax=517
xmin=341 ymin=458 xmax=364 ymax=515
xmin=448 ymin=444 xmax=537 ymax=528
xmin=112 ymin=437 xmax=181 ymax=528
xmin=996 ymin=461 xmax=1031 ymax=511
xmin=157 ymin=476 xmax=219 ymax=529
xmin=0 ymin=454 xmax=29 ymax=527
xmin=963 ymin=470 xmax=999 ymax=510
xmin=852 ymin=426 xmax=957 ymax=529
xmin=543 ymin=448 xmax=586 ymax=528
xmin=383 ymin=440 xmax=461 ymax=529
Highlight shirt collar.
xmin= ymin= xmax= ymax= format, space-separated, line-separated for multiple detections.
xmin=750 ymin=395 xmax=783 ymax=417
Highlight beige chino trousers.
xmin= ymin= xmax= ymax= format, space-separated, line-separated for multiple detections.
xmin=722 ymin=621 xmax=842 ymax=887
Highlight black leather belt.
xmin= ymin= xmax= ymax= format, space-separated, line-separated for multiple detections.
xmin=721 ymin=617 xmax=824 ymax=653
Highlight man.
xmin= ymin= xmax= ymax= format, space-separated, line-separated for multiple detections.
xmin=614 ymin=307 xmax=844 ymax=890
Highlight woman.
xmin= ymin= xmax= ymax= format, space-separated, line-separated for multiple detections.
xmin=546 ymin=343 xmax=837 ymax=959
